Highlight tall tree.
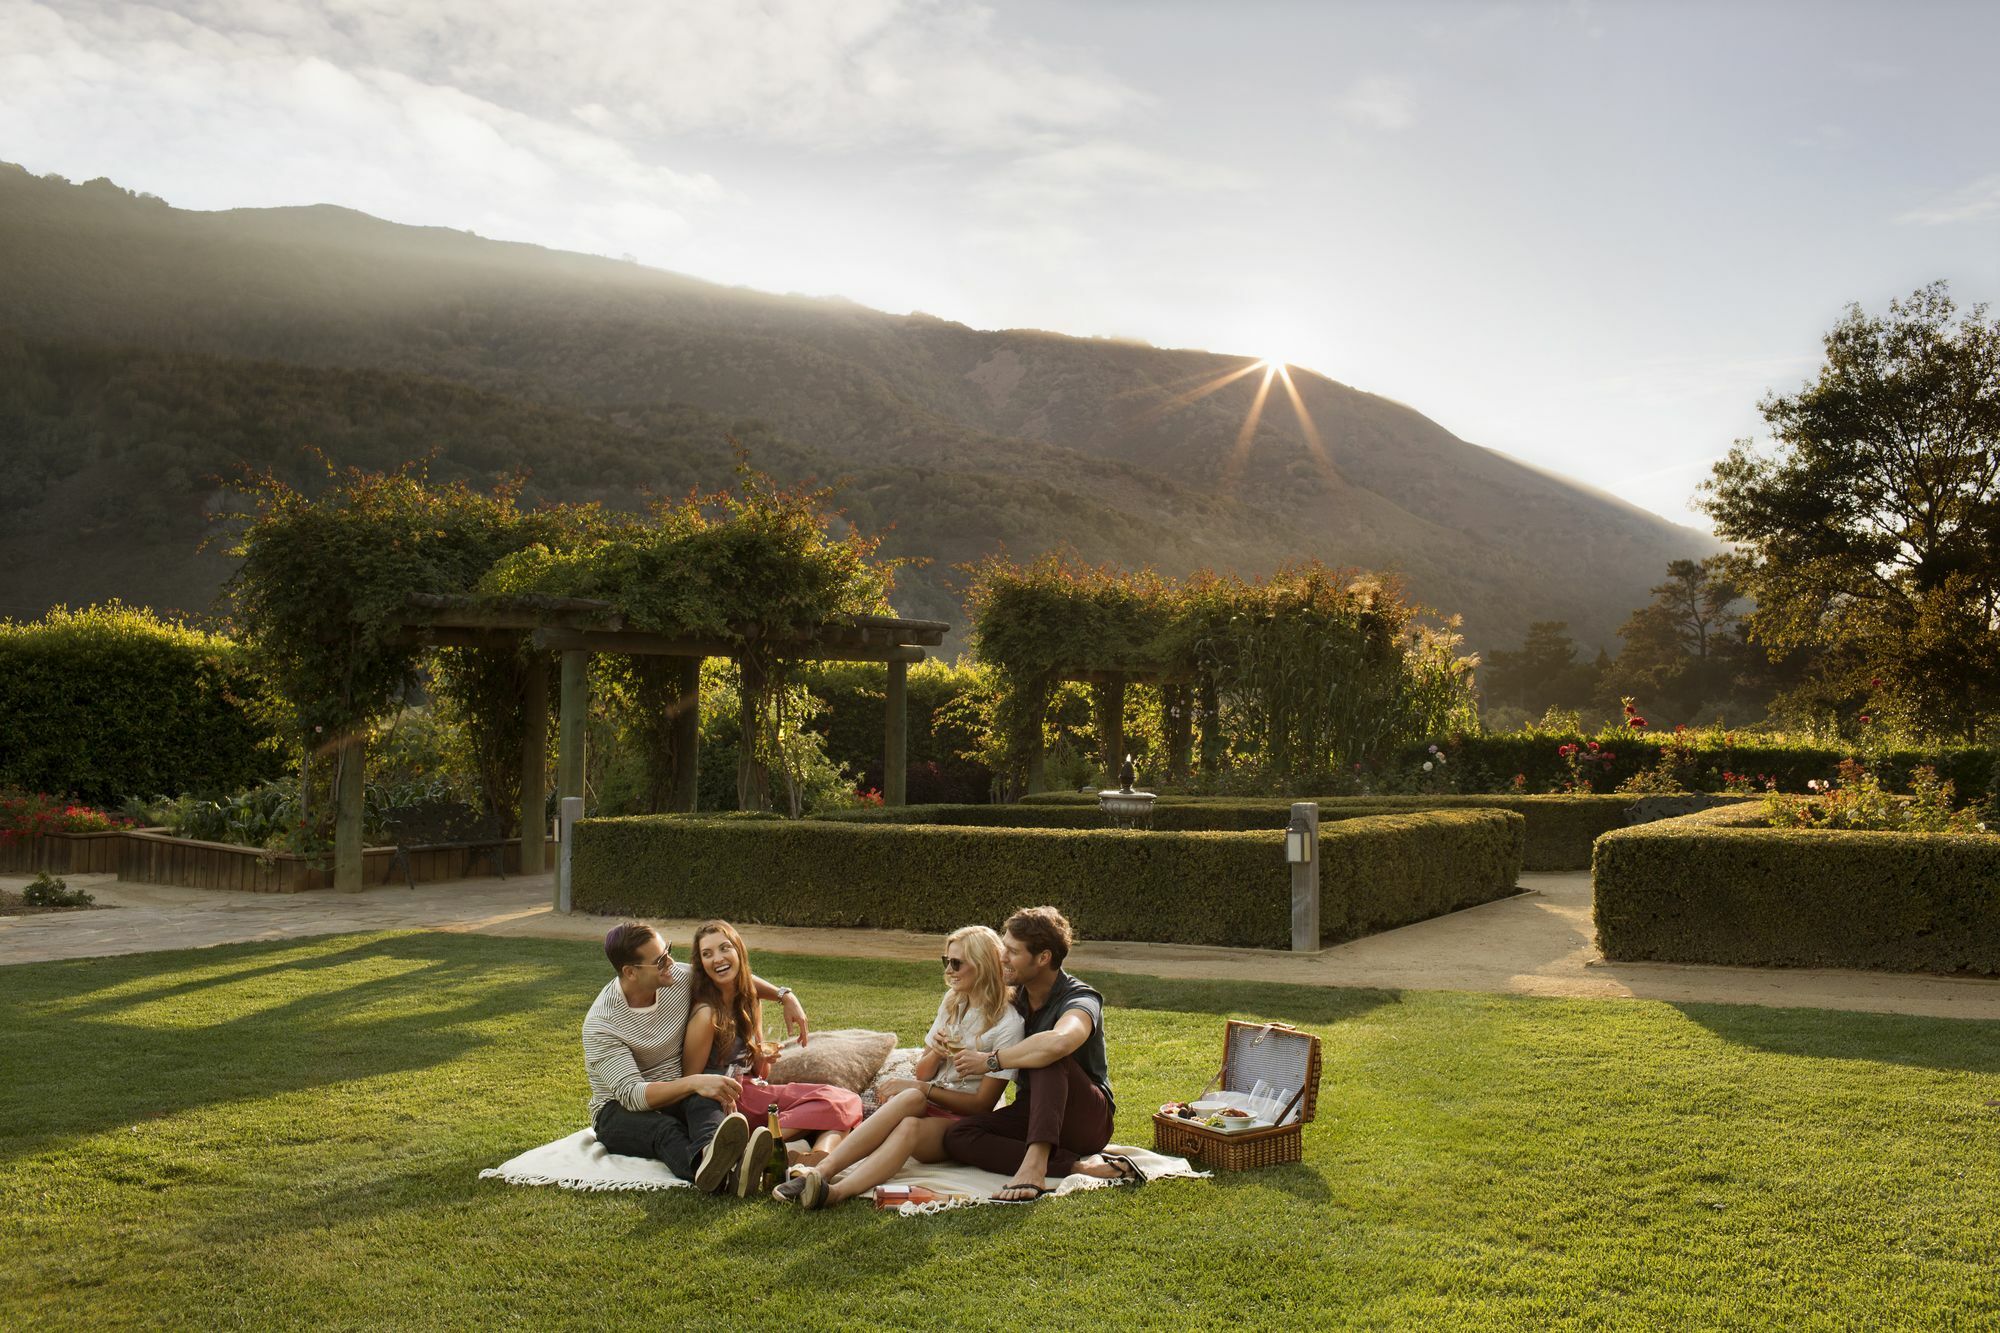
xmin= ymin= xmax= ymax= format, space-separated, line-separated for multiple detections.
xmin=1701 ymin=283 xmax=2000 ymax=740
xmin=1480 ymin=620 xmax=1603 ymax=720
xmin=1599 ymin=556 xmax=1764 ymax=724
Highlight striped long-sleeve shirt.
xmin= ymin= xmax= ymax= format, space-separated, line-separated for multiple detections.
xmin=582 ymin=966 xmax=695 ymax=1116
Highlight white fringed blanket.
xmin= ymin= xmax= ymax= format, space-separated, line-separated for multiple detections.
xmin=480 ymin=1129 xmax=1204 ymax=1213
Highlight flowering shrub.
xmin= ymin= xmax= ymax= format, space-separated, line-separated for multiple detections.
xmin=0 ymin=790 xmax=137 ymax=845
xmin=1555 ymin=741 xmax=1616 ymax=793
xmin=1764 ymin=760 xmax=1987 ymax=833
xmin=21 ymin=871 xmax=94 ymax=908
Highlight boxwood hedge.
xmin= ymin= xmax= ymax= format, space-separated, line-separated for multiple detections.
xmin=1593 ymin=804 xmax=2000 ymax=974
xmin=1005 ymin=792 xmax=1732 ymax=871
xmin=572 ymin=808 xmax=1524 ymax=949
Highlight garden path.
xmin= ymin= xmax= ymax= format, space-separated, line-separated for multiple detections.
xmin=4 ymin=869 xmax=1997 ymax=1022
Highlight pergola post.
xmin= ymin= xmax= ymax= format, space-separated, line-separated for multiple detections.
xmin=333 ymin=731 xmax=366 ymax=892
xmin=1166 ymin=684 xmax=1194 ymax=781
xmin=1197 ymin=677 xmax=1224 ymax=774
xmin=884 ymin=659 xmax=908 ymax=806
xmin=521 ymin=654 xmax=548 ymax=877
xmin=669 ymin=657 xmax=701 ymax=813
xmin=558 ymin=649 xmax=588 ymax=824
xmin=1095 ymin=676 xmax=1127 ymax=785
xmin=737 ymin=656 xmax=770 ymax=812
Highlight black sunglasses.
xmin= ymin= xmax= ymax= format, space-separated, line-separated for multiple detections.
xmin=940 ymin=956 xmax=966 ymax=972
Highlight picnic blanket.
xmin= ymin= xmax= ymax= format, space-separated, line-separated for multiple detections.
xmin=480 ymin=1129 xmax=1204 ymax=1213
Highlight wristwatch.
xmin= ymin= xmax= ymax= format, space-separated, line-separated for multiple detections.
xmin=985 ymin=1050 xmax=1002 ymax=1072
xmin=775 ymin=986 xmax=794 ymax=1001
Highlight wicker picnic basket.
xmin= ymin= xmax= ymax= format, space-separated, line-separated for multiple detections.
xmin=1152 ymin=1020 xmax=1321 ymax=1171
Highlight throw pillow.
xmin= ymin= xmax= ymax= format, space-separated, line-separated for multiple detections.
xmin=769 ymin=1028 xmax=897 ymax=1093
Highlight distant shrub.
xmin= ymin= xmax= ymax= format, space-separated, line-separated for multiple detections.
xmin=0 ymin=603 xmax=279 ymax=804
xmin=22 ymin=871 xmax=94 ymax=908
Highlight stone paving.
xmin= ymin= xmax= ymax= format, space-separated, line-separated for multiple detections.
xmin=4 ymin=868 xmax=1998 ymax=1021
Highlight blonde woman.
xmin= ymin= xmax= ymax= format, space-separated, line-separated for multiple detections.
xmin=774 ymin=925 xmax=1025 ymax=1209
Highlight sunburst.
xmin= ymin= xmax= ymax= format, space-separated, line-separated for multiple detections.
xmin=1128 ymin=354 xmax=1336 ymax=494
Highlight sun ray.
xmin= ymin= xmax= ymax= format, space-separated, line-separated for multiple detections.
xmin=1123 ymin=359 xmax=1267 ymax=426
xmin=1220 ymin=363 xmax=1278 ymax=491
xmin=1275 ymin=364 xmax=1342 ymax=491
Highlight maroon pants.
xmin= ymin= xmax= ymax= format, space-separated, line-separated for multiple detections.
xmin=943 ymin=1056 xmax=1112 ymax=1178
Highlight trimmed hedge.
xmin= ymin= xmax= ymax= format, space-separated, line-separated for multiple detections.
xmin=0 ymin=604 xmax=278 ymax=803
xmin=572 ymin=808 xmax=1524 ymax=949
xmin=1593 ymin=804 xmax=2000 ymax=974
xmin=1387 ymin=735 xmax=2000 ymax=800
xmin=1008 ymin=792 xmax=1741 ymax=871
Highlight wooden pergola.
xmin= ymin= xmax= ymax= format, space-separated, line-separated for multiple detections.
xmin=1038 ymin=664 xmax=1209 ymax=792
xmin=327 ymin=593 xmax=948 ymax=893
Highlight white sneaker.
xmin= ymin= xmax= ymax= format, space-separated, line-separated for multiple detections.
xmin=736 ymin=1125 xmax=774 ymax=1198
xmin=695 ymin=1113 xmax=749 ymax=1193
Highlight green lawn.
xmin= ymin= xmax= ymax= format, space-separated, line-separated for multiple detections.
xmin=2 ymin=933 xmax=1995 ymax=1330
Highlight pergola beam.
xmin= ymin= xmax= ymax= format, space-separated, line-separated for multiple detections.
xmin=527 ymin=629 xmax=925 ymax=663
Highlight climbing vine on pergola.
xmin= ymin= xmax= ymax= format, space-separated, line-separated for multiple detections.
xmin=226 ymin=460 xmax=935 ymax=892
xmin=963 ymin=553 xmax=1478 ymax=794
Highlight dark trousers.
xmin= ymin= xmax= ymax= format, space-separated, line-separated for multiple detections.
xmin=943 ymin=1057 xmax=1113 ymax=1179
xmin=592 ymin=1095 xmax=728 ymax=1179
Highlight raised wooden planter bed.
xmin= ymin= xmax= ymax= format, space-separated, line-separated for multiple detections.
xmin=117 ymin=830 xmax=554 ymax=894
xmin=4 ymin=828 xmax=552 ymax=893
xmin=0 ymin=827 xmax=163 ymax=876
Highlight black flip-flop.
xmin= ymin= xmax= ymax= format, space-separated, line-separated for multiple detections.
xmin=1102 ymin=1153 xmax=1148 ymax=1185
xmin=993 ymin=1183 xmax=1051 ymax=1203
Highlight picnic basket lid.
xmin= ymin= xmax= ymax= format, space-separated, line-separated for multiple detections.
xmin=1219 ymin=1019 xmax=1321 ymax=1125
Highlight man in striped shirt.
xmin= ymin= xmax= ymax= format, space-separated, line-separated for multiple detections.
xmin=584 ymin=922 xmax=810 ymax=1193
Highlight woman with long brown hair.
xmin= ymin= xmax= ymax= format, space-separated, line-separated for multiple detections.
xmin=684 ymin=920 xmax=860 ymax=1192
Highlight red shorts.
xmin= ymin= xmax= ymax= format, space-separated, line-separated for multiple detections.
xmin=922 ymin=1103 xmax=962 ymax=1122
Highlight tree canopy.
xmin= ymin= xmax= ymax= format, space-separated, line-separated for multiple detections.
xmin=1702 ymin=282 xmax=2000 ymax=740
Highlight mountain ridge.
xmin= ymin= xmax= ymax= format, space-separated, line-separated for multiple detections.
xmin=0 ymin=164 xmax=1719 ymax=652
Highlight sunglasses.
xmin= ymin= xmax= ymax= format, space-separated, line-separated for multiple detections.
xmin=940 ymin=956 xmax=967 ymax=972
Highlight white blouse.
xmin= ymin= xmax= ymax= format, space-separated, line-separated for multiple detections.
xmin=922 ymin=992 xmax=1027 ymax=1093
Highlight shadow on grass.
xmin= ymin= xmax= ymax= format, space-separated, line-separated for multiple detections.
xmin=0 ymin=931 xmax=587 ymax=1165
xmin=1673 ymin=1000 xmax=2000 ymax=1075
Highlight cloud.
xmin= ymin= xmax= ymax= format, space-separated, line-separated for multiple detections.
xmin=2 ymin=0 xmax=1230 ymax=274
xmin=1896 ymin=174 xmax=2000 ymax=226
xmin=1337 ymin=74 xmax=1415 ymax=132
xmin=50 ymin=0 xmax=1141 ymax=153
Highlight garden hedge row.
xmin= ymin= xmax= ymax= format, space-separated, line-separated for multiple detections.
xmin=1386 ymin=735 xmax=2000 ymax=801
xmin=1593 ymin=805 xmax=2000 ymax=974
xmin=0 ymin=604 xmax=279 ymax=803
xmin=1005 ymin=793 xmax=1737 ymax=870
xmin=572 ymin=808 xmax=1524 ymax=949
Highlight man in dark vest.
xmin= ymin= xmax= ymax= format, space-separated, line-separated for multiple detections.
xmin=941 ymin=905 xmax=1142 ymax=1199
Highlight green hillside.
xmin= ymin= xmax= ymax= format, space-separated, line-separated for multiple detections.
xmin=0 ymin=165 xmax=1719 ymax=649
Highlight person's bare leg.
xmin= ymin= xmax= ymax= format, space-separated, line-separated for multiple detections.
xmin=803 ymin=1088 xmax=925 ymax=1183
xmin=813 ymin=1129 xmax=846 ymax=1157
xmin=996 ymin=1141 xmax=1054 ymax=1200
xmin=825 ymin=1118 xmax=929 ymax=1204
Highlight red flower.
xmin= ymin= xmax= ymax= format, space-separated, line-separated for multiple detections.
xmin=1859 ymin=715 xmax=1872 ymax=725
xmin=1587 ymin=741 xmax=1600 ymax=751
xmin=1604 ymin=752 xmax=1615 ymax=761
xmin=1870 ymin=677 xmax=1881 ymax=689
xmin=1628 ymin=717 xmax=1647 ymax=728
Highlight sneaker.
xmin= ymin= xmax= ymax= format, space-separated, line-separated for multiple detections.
xmin=773 ymin=1168 xmax=828 ymax=1210
xmin=694 ymin=1113 xmax=749 ymax=1193
xmin=735 ymin=1125 xmax=774 ymax=1199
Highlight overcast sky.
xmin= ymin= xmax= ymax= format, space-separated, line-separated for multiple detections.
xmin=7 ymin=0 xmax=1998 ymax=530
